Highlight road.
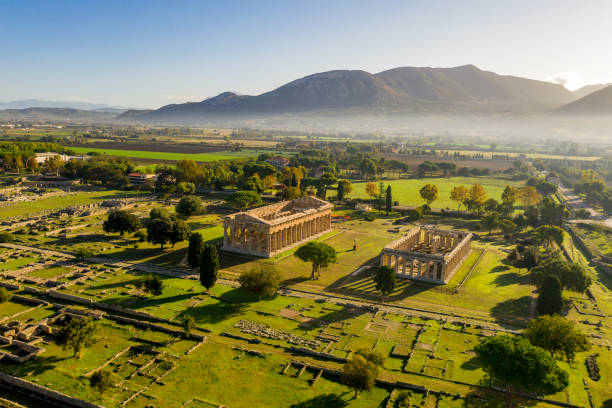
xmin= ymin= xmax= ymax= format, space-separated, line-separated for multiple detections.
xmin=558 ymin=183 xmax=612 ymax=228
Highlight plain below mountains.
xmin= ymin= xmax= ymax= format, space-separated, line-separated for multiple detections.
xmin=119 ymin=65 xmax=606 ymax=123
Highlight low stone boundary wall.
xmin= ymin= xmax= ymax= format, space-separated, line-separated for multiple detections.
xmin=289 ymin=346 xmax=348 ymax=363
xmin=10 ymin=295 xmax=48 ymax=306
xmin=0 ymin=372 xmax=104 ymax=408
xmin=0 ymin=282 xmax=20 ymax=290
xmin=107 ymin=315 xmax=205 ymax=342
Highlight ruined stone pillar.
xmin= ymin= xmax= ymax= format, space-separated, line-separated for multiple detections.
xmin=394 ymin=255 xmax=399 ymax=274
xmin=223 ymin=225 xmax=228 ymax=247
xmin=402 ymin=256 xmax=407 ymax=275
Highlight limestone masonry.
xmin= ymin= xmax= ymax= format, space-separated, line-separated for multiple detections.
xmin=380 ymin=227 xmax=472 ymax=284
xmin=221 ymin=197 xmax=333 ymax=258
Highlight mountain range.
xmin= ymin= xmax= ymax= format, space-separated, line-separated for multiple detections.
xmin=0 ymin=99 xmax=128 ymax=112
xmin=118 ymin=65 xmax=611 ymax=124
xmin=556 ymin=84 xmax=612 ymax=114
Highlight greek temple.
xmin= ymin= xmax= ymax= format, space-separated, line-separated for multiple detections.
xmin=380 ymin=227 xmax=472 ymax=284
xmin=221 ymin=197 xmax=333 ymax=258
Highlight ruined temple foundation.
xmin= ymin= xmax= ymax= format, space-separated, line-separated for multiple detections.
xmin=221 ymin=197 xmax=333 ymax=258
xmin=380 ymin=227 xmax=472 ymax=284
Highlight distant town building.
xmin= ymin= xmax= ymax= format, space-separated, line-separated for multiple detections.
xmin=545 ymin=172 xmax=560 ymax=186
xmin=265 ymin=156 xmax=289 ymax=171
xmin=355 ymin=203 xmax=371 ymax=212
xmin=34 ymin=152 xmax=89 ymax=164
xmin=128 ymin=172 xmax=157 ymax=185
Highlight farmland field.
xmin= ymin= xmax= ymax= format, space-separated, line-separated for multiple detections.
xmin=350 ymin=176 xmax=523 ymax=209
xmin=66 ymin=146 xmax=290 ymax=162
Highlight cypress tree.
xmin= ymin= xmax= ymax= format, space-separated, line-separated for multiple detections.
xmin=338 ymin=180 xmax=345 ymax=201
xmin=385 ymin=185 xmax=392 ymax=213
xmin=187 ymin=233 xmax=205 ymax=268
xmin=291 ymin=173 xmax=298 ymax=187
xmin=200 ymin=244 xmax=219 ymax=292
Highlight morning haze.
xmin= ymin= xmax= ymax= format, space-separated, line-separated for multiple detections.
xmin=0 ymin=2 xmax=610 ymax=408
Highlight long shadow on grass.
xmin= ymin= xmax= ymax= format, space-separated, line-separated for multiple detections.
xmin=176 ymin=301 xmax=247 ymax=325
xmin=89 ymin=278 xmax=141 ymax=291
xmin=492 ymin=272 xmax=531 ymax=287
xmin=289 ymin=393 xmax=349 ymax=408
xmin=490 ymin=296 xmax=532 ymax=328
xmin=5 ymin=355 xmax=67 ymax=376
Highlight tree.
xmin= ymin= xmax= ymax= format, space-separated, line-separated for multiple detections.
xmin=524 ymin=315 xmax=590 ymax=363
xmin=176 ymin=181 xmax=196 ymax=196
xmin=365 ymin=182 xmax=378 ymax=200
xmin=419 ymin=184 xmax=438 ymax=206
xmin=374 ymin=266 xmax=396 ymax=302
xmin=530 ymin=252 xmax=591 ymax=292
xmin=176 ymin=195 xmax=203 ymax=218
xmin=482 ymin=213 xmax=499 ymax=235
xmin=498 ymin=219 xmax=517 ymax=236
xmin=533 ymin=225 xmax=564 ymax=248
xmin=468 ymin=184 xmax=487 ymax=214
xmin=103 ymin=210 xmax=141 ymax=236
xmin=537 ymin=275 xmax=563 ymax=315
xmin=475 ymin=335 xmax=569 ymax=407
xmin=187 ymin=233 xmax=205 ymax=269
xmin=317 ymin=172 xmax=337 ymax=199
xmin=0 ymin=287 xmax=11 ymax=303
xmin=294 ymin=241 xmax=337 ymax=280
xmin=181 ymin=315 xmax=196 ymax=339
xmin=0 ymin=232 xmax=14 ymax=243
xmin=519 ymin=186 xmax=541 ymax=207
xmin=149 ymin=207 xmax=170 ymax=220
xmin=200 ymin=244 xmax=219 ymax=292
xmin=341 ymin=348 xmax=384 ymax=398
xmin=169 ymin=217 xmax=191 ymax=247
xmin=450 ymin=185 xmax=469 ymax=210
xmin=359 ymin=158 xmax=377 ymax=180
xmin=74 ymin=248 xmax=94 ymax=262
xmin=385 ymin=185 xmax=393 ymax=213
xmin=238 ymin=265 xmax=282 ymax=301
xmin=89 ymin=369 xmax=116 ymax=393
xmin=227 ymin=190 xmax=263 ymax=209
xmin=337 ymin=179 xmax=353 ymax=201
xmin=146 ymin=215 xmax=174 ymax=249
xmin=56 ymin=316 xmax=98 ymax=358
xmin=501 ymin=185 xmax=518 ymax=204
xmin=137 ymin=274 xmax=164 ymax=296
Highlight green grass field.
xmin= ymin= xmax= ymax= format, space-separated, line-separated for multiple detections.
xmin=0 ymin=190 xmax=141 ymax=218
xmin=350 ymin=177 xmax=523 ymax=209
xmin=66 ymin=146 xmax=288 ymax=162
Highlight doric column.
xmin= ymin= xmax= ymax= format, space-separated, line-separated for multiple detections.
xmin=223 ymin=225 xmax=228 ymax=247
xmin=394 ymin=255 xmax=399 ymax=274
xmin=409 ymin=259 xmax=414 ymax=277
xmin=402 ymin=257 xmax=407 ymax=275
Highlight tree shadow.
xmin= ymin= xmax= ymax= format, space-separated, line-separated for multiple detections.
xmin=492 ymin=272 xmax=530 ymax=287
xmin=289 ymin=393 xmax=349 ymax=408
xmin=490 ymin=296 xmax=532 ymax=328
xmin=177 ymin=301 xmax=247 ymax=325
xmin=219 ymin=251 xmax=260 ymax=269
xmin=122 ymin=293 xmax=198 ymax=310
xmin=491 ymin=265 xmax=510 ymax=273
xmin=460 ymin=356 xmax=481 ymax=370
xmin=282 ymin=276 xmax=310 ymax=286
xmin=601 ymin=398 xmax=612 ymax=408
xmin=4 ymin=355 xmax=67 ymax=376
xmin=89 ymin=278 xmax=141 ymax=291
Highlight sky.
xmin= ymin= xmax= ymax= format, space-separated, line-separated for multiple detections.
xmin=1 ymin=0 xmax=611 ymax=108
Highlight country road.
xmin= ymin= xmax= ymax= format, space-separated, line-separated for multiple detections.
xmin=558 ymin=183 xmax=612 ymax=228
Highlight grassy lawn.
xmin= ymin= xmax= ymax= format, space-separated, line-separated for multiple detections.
xmin=0 ymin=189 xmax=141 ymax=219
xmin=350 ymin=177 xmax=522 ymax=209
xmin=67 ymin=146 xmax=289 ymax=162
xmin=28 ymin=266 xmax=70 ymax=279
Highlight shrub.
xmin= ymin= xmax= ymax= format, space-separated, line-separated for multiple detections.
xmin=364 ymin=214 xmax=376 ymax=222
xmin=0 ymin=287 xmax=11 ymax=303
xmin=89 ymin=369 xmax=115 ymax=393
xmin=134 ymin=230 xmax=146 ymax=242
xmin=0 ymin=232 xmax=14 ymax=243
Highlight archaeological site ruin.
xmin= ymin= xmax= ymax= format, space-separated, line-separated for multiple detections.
xmin=221 ymin=197 xmax=333 ymax=258
xmin=380 ymin=227 xmax=472 ymax=284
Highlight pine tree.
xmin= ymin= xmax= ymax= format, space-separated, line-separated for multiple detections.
xmin=377 ymin=182 xmax=385 ymax=211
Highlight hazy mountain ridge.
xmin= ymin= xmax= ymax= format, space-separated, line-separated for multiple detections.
xmin=121 ymin=65 xmax=599 ymax=123
xmin=557 ymin=84 xmax=612 ymax=114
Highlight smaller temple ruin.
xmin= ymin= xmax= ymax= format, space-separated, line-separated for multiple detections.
xmin=221 ymin=197 xmax=333 ymax=258
xmin=380 ymin=227 xmax=472 ymax=284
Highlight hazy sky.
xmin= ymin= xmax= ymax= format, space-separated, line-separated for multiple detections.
xmin=2 ymin=0 xmax=611 ymax=108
